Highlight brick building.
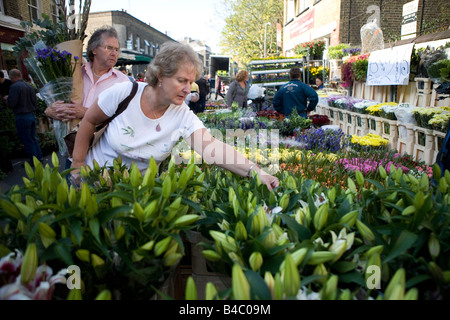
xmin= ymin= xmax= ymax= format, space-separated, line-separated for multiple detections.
xmin=0 ymin=0 xmax=58 ymax=75
xmin=283 ymin=0 xmax=450 ymax=56
xmin=85 ymin=10 xmax=177 ymax=78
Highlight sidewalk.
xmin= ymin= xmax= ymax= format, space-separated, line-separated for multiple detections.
xmin=0 ymin=152 xmax=65 ymax=194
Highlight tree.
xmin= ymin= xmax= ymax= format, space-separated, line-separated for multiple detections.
xmin=219 ymin=0 xmax=283 ymax=66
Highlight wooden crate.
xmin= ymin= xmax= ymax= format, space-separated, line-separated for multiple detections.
xmin=413 ymin=126 xmax=436 ymax=165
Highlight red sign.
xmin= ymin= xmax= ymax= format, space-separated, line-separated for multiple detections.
xmin=290 ymin=9 xmax=314 ymax=39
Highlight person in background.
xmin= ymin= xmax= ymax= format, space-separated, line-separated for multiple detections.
xmin=315 ymin=76 xmax=324 ymax=90
xmin=226 ymin=69 xmax=249 ymax=108
xmin=0 ymin=70 xmax=12 ymax=107
xmin=215 ymin=75 xmax=225 ymax=100
xmin=43 ymin=26 xmax=129 ymax=171
xmin=189 ymin=81 xmax=200 ymax=112
xmin=136 ymin=72 xmax=145 ymax=82
xmin=273 ymin=67 xmax=319 ymax=118
xmin=119 ymin=66 xmax=134 ymax=82
xmin=195 ymin=74 xmax=209 ymax=113
xmin=7 ymin=69 xmax=43 ymax=164
xmin=70 ymin=42 xmax=279 ymax=191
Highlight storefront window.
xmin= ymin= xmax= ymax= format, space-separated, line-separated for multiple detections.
xmin=28 ymin=0 xmax=41 ymax=21
xmin=0 ymin=43 xmax=18 ymax=71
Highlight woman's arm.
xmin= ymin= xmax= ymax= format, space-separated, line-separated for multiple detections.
xmin=187 ymin=128 xmax=279 ymax=191
xmin=70 ymin=100 xmax=109 ymax=173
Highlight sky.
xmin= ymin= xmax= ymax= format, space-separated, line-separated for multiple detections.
xmin=89 ymin=0 xmax=226 ymax=54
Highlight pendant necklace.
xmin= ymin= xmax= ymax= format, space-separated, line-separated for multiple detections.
xmin=150 ymin=106 xmax=162 ymax=132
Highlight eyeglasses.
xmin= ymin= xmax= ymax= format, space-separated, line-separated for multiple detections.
xmin=100 ymin=45 xmax=120 ymax=53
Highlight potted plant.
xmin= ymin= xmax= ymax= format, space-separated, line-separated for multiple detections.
xmin=294 ymin=40 xmax=326 ymax=60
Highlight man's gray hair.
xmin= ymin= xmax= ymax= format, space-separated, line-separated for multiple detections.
xmin=86 ymin=26 xmax=119 ymax=62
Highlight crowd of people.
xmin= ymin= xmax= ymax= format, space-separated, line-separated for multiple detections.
xmin=1 ymin=24 xmax=330 ymax=189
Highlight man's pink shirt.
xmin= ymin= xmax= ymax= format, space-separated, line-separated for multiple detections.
xmin=82 ymin=62 xmax=130 ymax=109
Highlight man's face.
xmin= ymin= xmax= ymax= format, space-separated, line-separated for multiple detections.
xmin=92 ymin=36 xmax=120 ymax=70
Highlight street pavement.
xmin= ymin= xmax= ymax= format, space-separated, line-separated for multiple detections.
xmin=0 ymin=152 xmax=65 ymax=194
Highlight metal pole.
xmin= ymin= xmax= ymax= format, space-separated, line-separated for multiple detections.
xmin=264 ymin=22 xmax=271 ymax=58
xmin=264 ymin=24 xmax=267 ymax=58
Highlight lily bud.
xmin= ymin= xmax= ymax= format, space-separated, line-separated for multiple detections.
xmin=95 ymin=289 xmax=112 ymax=300
xmin=173 ymin=214 xmax=199 ymax=227
xmin=154 ymin=236 xmax=172 ymax=256
xmin=264 ymin=271 xmax=275 ymax=299
xmin=210 ymin=230 xmax=238 ymax=253
xmin=274 ymin=272 xmax=283 ymax=300
xmin=164 ymin=253 xmax=182 ymax=267
xmin=307 ymin=251 xmax=336 ymax=265
xmin=313 ymin=203 xmax=329 ymax=231
xmin=428 ymin=233 xmax=440 ymax=259
xmin=234 ymin=221 xmax=248 ymax=241
xmin=185 ymin=276 xmax=198 ymax=300
xmin=283 ymin=253 xmax=300 ymax=297
xmin=202 ymin=250 xmax=222 ymax=262
xmin=205 ymin=282 xmax=218 ymax=300
xmin=329 ymin=239 xmax=347 ymax=263
xmin=228 ymin=252 xmax=245 ymax=268
xmin=339 ymin=210 xmax=359 ymax=228
xmin=249 ymin=251 xmax=263 ymax=271
xmin=321 ymin=274 xmax=338 ymax=300
xmin=38 ymin=222 xmax=56 ymax=248
xmin=232 ymin=264 xmax=250 ymax=300
xmin=75 ymin=249 xmax=91 ymax=263
xmin=403 ymin=288 xmax=418 ymax=300
xmin=313 ymin=263 xmax=328 ymax=285
xmin=279 ymin=193 xmax=290 ymax=211
xmin=384 ymin=268 xmax=405 ymax=300
xmin=21 ymin=243 xmax=38 ymax=285
xmin=356 ymin=219 xmax=375 ymax=242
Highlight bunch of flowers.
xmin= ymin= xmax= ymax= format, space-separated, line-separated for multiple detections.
xmin=36 ymin=47 xmax=79 ymax=82
xmin=256 ymin=110 xmax=285 ymax=120
xmin=341 ymin=53 xmax=370 ymax=87
xmin=366 ymin=102 xmax=398 ymax=118
xmin=0 ymin=248 xmax=67 ymax=300
xmin=309 ymin=114 xmax=331 ymax=127
xmin=350 ymin=133 xmax=389 ymax=148
xmin=294 ymin=40 xmax=326 ymax=58
xmin=353 ymin=100 xmax=378 ymax=114
xmin=428 ymin=111 xmax=450 ymax=132
xmin=295 ymin=127 xmax=351 ymax=153
xmin=342 ymin=47 xmax=362 ymax=56
xmin=412 ymin=107 xmax=450 ymax=130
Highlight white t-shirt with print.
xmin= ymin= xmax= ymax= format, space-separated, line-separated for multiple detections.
xmin=85 ymin=81 xmax=205 ymax=171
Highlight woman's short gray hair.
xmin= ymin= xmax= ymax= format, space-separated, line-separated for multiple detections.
xmin=86 ymin=26 xmax=119 ymax=62
xmin=145 ymin=42 xmax=203 ymax=87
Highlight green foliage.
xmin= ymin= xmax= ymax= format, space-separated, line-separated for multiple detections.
xmin=351 ymin=58 xmax=369 ymax=82
xmin=219 ymin=0 xmax=283 ymax=66
xmin=0 ymin=155 xmax=203 ymax=299
xmin=327 ymin=44 xmax=350 ymax=60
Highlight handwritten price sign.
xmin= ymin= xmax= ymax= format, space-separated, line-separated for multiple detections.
xmin=366 ymin=43 xmax=415 ymax=86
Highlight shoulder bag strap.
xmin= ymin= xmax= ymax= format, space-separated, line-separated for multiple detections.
xmin=102 ymin=81 xmax=139 ymax=126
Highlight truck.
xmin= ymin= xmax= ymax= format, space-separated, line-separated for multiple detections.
xmin=209 ymin=55 xmax=234 ymax=94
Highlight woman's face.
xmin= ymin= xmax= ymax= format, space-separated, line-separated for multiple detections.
xmin=316 ymin=78 xmax=323 ymax=86
xmin=160 ymin=62 xmax=196 ymax=105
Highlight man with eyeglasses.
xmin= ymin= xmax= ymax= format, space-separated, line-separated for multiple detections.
xmin=44 ymin=26 xmax=129 ymax=175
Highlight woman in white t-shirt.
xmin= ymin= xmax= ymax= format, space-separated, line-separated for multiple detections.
xmin=70 ymin=42 xmax=279 ymax=191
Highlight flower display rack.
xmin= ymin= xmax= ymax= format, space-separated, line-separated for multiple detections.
xmin=317 ymin=103 xmax=444 ymax=165
xmin=249 ymin=58 xmax=304 ymax=87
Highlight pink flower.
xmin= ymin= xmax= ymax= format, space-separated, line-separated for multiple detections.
xmin=0 ymin=250 xmax=67 ymax=300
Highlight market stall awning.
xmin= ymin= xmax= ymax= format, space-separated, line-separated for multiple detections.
xmin=117 ymin=51 xmax=151 ymax=65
